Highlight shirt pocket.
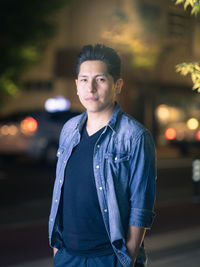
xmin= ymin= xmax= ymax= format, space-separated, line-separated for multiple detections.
xmin=104 ymin=151 xmax=131 ymax=191
xmin=105 ymin=152 xmax=130 ymax=163
xmin=104 ymin=151 xmax=131 ymax=182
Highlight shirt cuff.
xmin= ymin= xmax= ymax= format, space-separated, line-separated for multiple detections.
xmin=129 ymin=207 xmax=156 ymax=229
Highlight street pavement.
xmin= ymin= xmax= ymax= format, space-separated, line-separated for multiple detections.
xmin=146 ymin=225 xmax=200 ymax=267
xmin=1 ymin=155 xmax=200 ymax=266
xmin=6 ymin=225 xmax=200 ymax=267
xmin=2 ymin=200 xmax=200 ymax=267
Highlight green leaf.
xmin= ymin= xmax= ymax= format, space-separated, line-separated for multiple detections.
xmin=194 ymin=63 xmax=200 ymax=72
xmin=184 ymin=0 xmax=191 ymax=10
xmin=0 ymin=76 xmax=19 ymax=96
xmin=192 ymin=81 xmax=200 ymax=90
xmin=175 ymin=0 xmax=185 ymax=5
xmin=191 ymin=4 xmax=200 ymax=15
xmin=191 ymin=73 xmax=197 ymax=83
xmin=175 ymin=0 xmax=200 ymax=15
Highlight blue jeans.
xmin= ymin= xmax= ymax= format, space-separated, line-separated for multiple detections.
xmin=54 ymin=248 xmax=123 ymax=267
xmin=54 ymin=247 xmax=145 ymax=267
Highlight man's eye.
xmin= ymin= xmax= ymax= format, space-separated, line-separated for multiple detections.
xmin=97 ymin=78 xmax=105 ymax=82
xmin=80 ymin=79 xmax=87 ymax=82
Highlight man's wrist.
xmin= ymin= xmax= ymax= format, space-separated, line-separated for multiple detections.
xmin=132 ymin=259 xmax=136 ymax=267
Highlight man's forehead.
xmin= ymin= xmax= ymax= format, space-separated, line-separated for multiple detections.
xmin=79 ymin=60 xmax=106 ymax=69
xmin=78 ymin=61 xmax=108 ymax=74
xmin=78 ymin=73 xmax=107 ymax=77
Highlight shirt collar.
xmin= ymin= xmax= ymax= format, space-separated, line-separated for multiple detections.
xmin=75 ymin=112 xmax=87 ymax=132
xmin=75 ymin=102 xmax=122 ymax=133
xmin=107 ymin=102 xmax=121 ymax=132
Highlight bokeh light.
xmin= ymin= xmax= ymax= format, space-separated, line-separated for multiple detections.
xmin=186 ymin=118 xmax=199 ymax=130
xmin=165 ymin=128 xmax=176 ymax=140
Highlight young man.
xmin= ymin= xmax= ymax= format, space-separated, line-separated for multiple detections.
xmin=49 ymin=44 xmax=156 ymax=267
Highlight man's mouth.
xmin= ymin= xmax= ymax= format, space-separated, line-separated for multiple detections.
xmin=85 ymin=97 xmax=98 ymax=101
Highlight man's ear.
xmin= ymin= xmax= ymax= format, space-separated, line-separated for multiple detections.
xmin=115 ymin=79 xmax=123 ymax=94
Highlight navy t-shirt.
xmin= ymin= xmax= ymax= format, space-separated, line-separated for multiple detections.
xmin=62 ymin=123 xmax=113 ymax=256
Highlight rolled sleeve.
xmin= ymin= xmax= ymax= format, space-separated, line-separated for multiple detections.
xmin=129 ymin=130 xmax=156 ymax=229
xmin=129 ymin=207 xmax=156 ymax=229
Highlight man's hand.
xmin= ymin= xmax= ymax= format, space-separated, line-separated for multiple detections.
xmin=53 ymin=248 xmax=58 ymax=257
xmin=126 ymin=226 xmax=146 ymax=265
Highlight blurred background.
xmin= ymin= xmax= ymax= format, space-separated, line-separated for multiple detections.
xmin=0 ymin=0 xmax=200 ymax=266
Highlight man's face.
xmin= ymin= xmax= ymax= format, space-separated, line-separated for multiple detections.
xmin=76 ymin=60 xmax=122 ymax=115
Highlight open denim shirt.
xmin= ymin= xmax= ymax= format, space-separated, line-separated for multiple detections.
xmin=49 ymin=103 xmax=156 ymax=267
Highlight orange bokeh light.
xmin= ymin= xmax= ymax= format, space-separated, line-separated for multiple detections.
xmin=165 ymin=128 xmax=176 ymax=140
xmin=21 ymin=117 xmax=38 ymax=133
xmin=196 ymin=130 xmax=200 ymax=141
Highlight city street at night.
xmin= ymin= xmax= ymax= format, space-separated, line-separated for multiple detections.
xmin=1 ymin=0 xmax=200 ymax=266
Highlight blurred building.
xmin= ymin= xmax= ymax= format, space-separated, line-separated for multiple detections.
xmin=2 ymin=0 xmax=200 ymax=146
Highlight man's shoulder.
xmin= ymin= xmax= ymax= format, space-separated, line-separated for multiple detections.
xmin=60 ymin=113 xmax=85 ymax=137
xmin=117 ymin=111 xmax=150 ymax=140
xmin=63 ymin=113 xmax=84 ymax=128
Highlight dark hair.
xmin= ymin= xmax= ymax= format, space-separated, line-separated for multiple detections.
xmin=76 ymin=44 xmax=121 ymax=82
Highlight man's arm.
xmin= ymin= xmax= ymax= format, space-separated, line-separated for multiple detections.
xmin=126 ymin=225 xmax=146 ymax=266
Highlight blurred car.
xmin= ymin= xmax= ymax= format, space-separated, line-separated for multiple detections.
xmin=0 ymin=109 xmax=80 ymax=163
xmin=164 ymin=122 xmax=200 ymax=154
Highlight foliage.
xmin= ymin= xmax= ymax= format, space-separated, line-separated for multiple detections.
xmin=0 ymin=0 xmax=69 ymax=105
xmin=174 ymin=1 xmax=200 ymax=93
xmin=174 ymin=0 xmax=200 ymax=16
xmin=176 ymin=62 xmax=200 ymax=92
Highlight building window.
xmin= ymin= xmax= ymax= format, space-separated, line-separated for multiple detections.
xmin=23 ymin=81 xmax=53 ymax=91
xmin=167 ymin=12 xmax=192 ymax=38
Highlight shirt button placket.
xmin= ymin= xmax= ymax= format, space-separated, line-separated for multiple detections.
xmin=95 ymin=154 xmax=107 ymax=215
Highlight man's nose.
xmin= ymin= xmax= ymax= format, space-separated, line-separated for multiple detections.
xmin=88 ymin=80 xmax=96 ymax=93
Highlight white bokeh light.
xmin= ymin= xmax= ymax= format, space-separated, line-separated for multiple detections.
xmin=45 ymin=96 xmax=71 ymax=112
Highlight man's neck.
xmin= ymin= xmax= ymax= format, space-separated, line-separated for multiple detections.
xmin=86 ymin=106 xmax=114 ymax=136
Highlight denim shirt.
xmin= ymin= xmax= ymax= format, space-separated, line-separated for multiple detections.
xmin=49 ymin=103 xmax=156 ymax=267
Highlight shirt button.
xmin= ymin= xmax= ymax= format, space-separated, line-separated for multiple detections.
xmin=99 ymin=186 xmax=103 ymax=190
xmin=64 ymin=160 xmax=67 ymax=163
xmin=114 ymin=157 xmax=118 ymax=161
xmin=104 ymin=209 xmax=108 ymax=213
xmin=55 ymin=199 xmax=58 ymax=203
xmin=50 ymin=218 xmax=53 ymax=222
xmin=59 ymin=180 xmax=62 ymax=183
xmin=96 ymin=165 xmax=100 ymax=169
xmin=97 ymin=144 xmax=100 ymax=148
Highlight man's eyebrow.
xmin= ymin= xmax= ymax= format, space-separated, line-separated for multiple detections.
xmin=79 ymin=74 xmax=88 ymax=77
xmin=96 ymin=74 xmax=107 ymax=77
